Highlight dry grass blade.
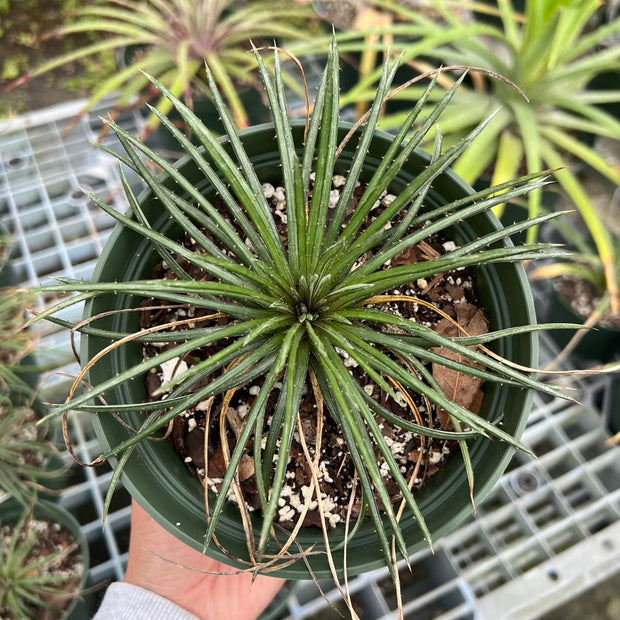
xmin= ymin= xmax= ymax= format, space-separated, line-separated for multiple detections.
xmin=201 ymin=378 xmax=316 ymax=573
xmin=62 ymin=303 xmax=193 ymax=364
xmin=391 ymin=537 xmax=403 ymax=620
xmin=606 ymin=431 xmax=620 ymax=447
xmin=541 ymin=305 xmax=606 ymax=373
xmin=203 ymin=394 xmax=215 ymax=527
xmin=218 ymin=387 xmax=257 ymax=565
xmin=386 ymin=376 xmax=427 ymax=451
xmin=256 ymin=370 xmax=325 ymax=567
xmin=65 ymin=310 xmax=226 ymax=403
xmin=295 ymin=403 xmax=360 ymax=620
xmin=342 ymin=469 xmax=360 ymax=618
xmin=254 ymin=44 xmax=311 ymax=137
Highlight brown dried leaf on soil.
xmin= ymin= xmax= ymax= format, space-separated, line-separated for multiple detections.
xmin=430 ymin=302 xmax=489 ymax=430
xmin=238 ymin=454 xmax=255 ymax=482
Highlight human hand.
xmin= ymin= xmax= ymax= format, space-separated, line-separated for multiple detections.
xmin=123 ymin=500 xmax=286 ymax=620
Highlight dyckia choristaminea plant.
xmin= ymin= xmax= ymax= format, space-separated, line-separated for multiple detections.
xmin=29 ymin=41 xmax=573 ymax=582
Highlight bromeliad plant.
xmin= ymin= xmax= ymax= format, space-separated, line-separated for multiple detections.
xmin=5 ymin=0 xmax=320 ymax=132
xmin=28 ymin=40 xmax=575 ymax=590
xmin=338 ymin=0 xmax=620 ymax=315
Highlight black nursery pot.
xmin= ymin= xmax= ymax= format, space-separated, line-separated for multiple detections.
xmin=547 ymin=286 xmax=620 ymax=362
xmin=84 ymin=122 xmax=537 ymax=579
xmin=144 ymin=88 xmax=271 ymax=151
xmin=120 ymin=45 xmax=271 ymax=149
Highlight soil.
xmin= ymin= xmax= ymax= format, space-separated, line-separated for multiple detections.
xmin=554 ymin=274 xmax=620 ymax=329
xmin=0 ymin=515 xmax=83 ymax=620
xmin=138 ymin=175 xmax=489 ymax=530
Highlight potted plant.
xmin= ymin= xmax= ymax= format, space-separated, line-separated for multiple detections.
xmin=4 ymin=0 xmax=321 ymax=136
xmin=0 ymin=242 xmax=88 ymax=619
xmin=0 ymin=496 xmax=88 ymax=620
xmin=0 ymin=247 xmax=87 ymax=617
xmin=528 ymin=205 xmax=620 ymax=361
xmin=0 ymin=393 xmax=67 ymax=506
xmin=28 ymin=41 xmax=576 ymax=607
xmin=0 ymin=234 xmax=37 ymax=390
xmin=312 ymin=0 xmax=484 ymax=111
xmin=336 ymin=0 xmax=620 ymax=319
xmin=0 ymin=238 xmax=66 ymax=504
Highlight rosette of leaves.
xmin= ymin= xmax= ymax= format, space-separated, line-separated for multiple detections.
xmin=29 ymin=40 xmax=574 ymax=585
xmin=337 ymin=0 xmax=620 ymax=315
xmin=0 ymin=500 xmax=84 ymax=620
xmin=5 ymin=0 xmax=320 ymax=132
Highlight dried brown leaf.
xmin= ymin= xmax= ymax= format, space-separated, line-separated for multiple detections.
xmin=430 ymin=303 xmax=489 ymax=430
xmin=239 ymin=454 xmax=255 ymax=482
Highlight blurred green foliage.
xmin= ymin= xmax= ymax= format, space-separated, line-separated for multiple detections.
xmin=0 ymin=0 xmax=115 ymax=115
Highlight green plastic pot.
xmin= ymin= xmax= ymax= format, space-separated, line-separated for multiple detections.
xmin=84 ymin=121 xmax=537 ymax=579
xmin=0 ymin=497 xmax=90 ymax=620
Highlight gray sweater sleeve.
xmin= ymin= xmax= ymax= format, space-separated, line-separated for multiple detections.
xmin=93 ymin=582 xmax=200 ymax=620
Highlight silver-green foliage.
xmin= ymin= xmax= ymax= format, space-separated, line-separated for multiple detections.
xmin=31 ymin=40 xmax=573 ymax=572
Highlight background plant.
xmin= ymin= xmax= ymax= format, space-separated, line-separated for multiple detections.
xmin=5 ymin=0 xmax=321 ymax=132
xmin=28 ymin=40 xmax=576 ymax=594
xmin=0 ymin=236 xmax=36 ymax=383
xmin=0 ymin=0 xmax=117 ymax=116
xmin=0 ymin=396 xmax=64 ymax=506
xmin=529 ymin=206 xmax=620 ymax=349
xmin=0 ymin=238 xmax=65 ymax=506
xmin=0 ymin=504 xmax=83 ymax=620
xmin=335 ymin=0 xmax=620 ymax=315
